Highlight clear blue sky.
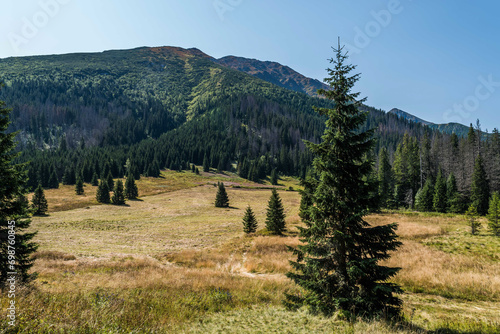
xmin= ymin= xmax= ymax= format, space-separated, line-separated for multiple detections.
xmin=2 ymin=0 xmax=500 ymax=129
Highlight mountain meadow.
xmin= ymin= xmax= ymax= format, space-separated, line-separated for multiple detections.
xmin=0 ymin=46 xmax=499 ymax=333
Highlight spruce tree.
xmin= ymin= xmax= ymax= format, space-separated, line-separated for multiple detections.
xmin=298 ymin=175 xmax=318 ymax=223
xmin=487 ymin=192 xmax=500 ymax=236
xmin=91 ymin=172 xmax=99 ymax=186
xmin=286 ymin=43 xmax=402 ymax=318
xmin=377 ymin=147 xmax=393 ymax=208
xmin=265 ymin=189 xmax=286 ymax=235
xmin=125 ymin=173 xmax=139 ymax=199
xmin=270 ymin=168 xmax=278 ymax=185
xmin=112 ymin=180 xmax=126 ymax=205
xmin=466 ymin=204 xmax=480 ymax=235
xmin=471 ymin=156 xmax=490 ymax=215
xmin=32 ymin=184 xmax=48 ymax=215
xmin=217 ymin=160 xmax=224 ymax=173
xmin=242 ymin=206 xmax=258 ymax=234
xmin=214 ymin=182 xmax=229 ymax=207
xmin=75 ymin=177 xmax=84 ymax=195
xmin=0 ymin=96 xmax=38 ymax=288
xmin=203 ymin=154 xmax=210 ymax=173
xmin=415 ymin=177 xmax=434 ymax=212
xmin=62 ymin=166 xmax=75 ymax=185
xmin=446 ymin=173 xmax=458 ymax=211
xmin=392 ymin=134 xmax=420 ymax=207
xmin=48 ymin=168 xmax=59 ymax=189
xmin=195 ymin=167 xmax=200 ymax=175
xmin=96 ymin=180 xmax=110 ymax=204
xmin=106 ymin=170 xmax=114 ymax=191
xmin=131 ymin=165 xmax=141 ymax=180
xmin=433 ymin=169 xmax=447 ymax=213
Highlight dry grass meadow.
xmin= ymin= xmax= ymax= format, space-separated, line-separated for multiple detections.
xmin=2 ymin=170 xmax=499 ymax=333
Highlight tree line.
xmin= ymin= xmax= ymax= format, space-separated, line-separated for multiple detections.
xmin=376 ymin=122 xmax=500 ymax=217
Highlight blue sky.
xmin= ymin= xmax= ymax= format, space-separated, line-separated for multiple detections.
xmin=2 ymin=0 xmax=500 ymax=129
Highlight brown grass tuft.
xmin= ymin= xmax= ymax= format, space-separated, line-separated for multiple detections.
xmin=32 ymin=250 xmax=77 ymax=261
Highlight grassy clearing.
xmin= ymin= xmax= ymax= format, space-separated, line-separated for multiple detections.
xmin=3 ymin=173 xmax=499 ymax=333
xmin=31 ymin=168 xmax=296 ymax=213
xmin=2 ymin=256 xmax=294 ymax=333
xmin=29 ymin=184 xmax=300 ymax=257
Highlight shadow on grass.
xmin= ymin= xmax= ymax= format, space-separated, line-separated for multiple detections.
xmin=390 ymin=318 xmax=499 ymax=334
xmin=127 ymin=198 xmax=144 ymax=202
xmin=32 ymin=213 xmax=49 ymax=217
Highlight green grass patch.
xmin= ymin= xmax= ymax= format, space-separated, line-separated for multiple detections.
xmin=424 ymin=230 xmax=500 ymax=261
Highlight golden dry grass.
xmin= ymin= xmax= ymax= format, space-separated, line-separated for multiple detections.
xmin=3 ymin=255 xmax=294 ymax=333
xmin=168 ymin=212 xmax=500 ymax=303
xmin=386 ymin=240 xmax=500 ymax=300
xmin=5 ymin=173 xmax=499 ymax=333
xmin=29 ymin=185 xmax=301 ymax=256
xmin=29 ymin=168 xmax=298 ymax=213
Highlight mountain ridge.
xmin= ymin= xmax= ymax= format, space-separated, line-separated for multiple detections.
xmin=214 ymin=55 xmax=329 ymax=97
xmin=0 ymin=45 xmax=471 ymax=153
xmin=388 ymin=107 xmax=475 ymax=137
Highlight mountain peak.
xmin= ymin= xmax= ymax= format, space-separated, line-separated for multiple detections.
xmin=147 ymin=46 xmax=213 ymax=59
xmin=215 ymin=55 xmax=329 ymax=97
xmin=388 ymin=108 xmax=434 ymax=126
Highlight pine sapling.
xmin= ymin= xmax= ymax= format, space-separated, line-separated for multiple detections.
xmin=215 ymin=182 xmax=229 ymax=208
xmin=242 ymin=205 xmax=258 ymax=234
xmin=466 ymin=205 xmax=481 ymax=235
xmin=265 ymin=189 xmax=286 ymax=235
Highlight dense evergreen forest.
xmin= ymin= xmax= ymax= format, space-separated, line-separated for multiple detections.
xmin=1 ymin=46 xmax=499 ymax=215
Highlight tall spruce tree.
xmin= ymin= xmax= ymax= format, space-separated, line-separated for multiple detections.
xmin=62 ymin=166 xmax=75 ymax=185
xmin=75 ymin=177 xmax=84 ymax=195
xmin=265 ymin=189 xmax=286 ymax=235
xmin=214 ymin=182 xmax=229 ymax=208
xmin=48 ymin=168 xmax=59 ymax=189
xmin=96 ymin=180 xmax=110 ymax=204
xmin=270 ymin=168 xmax=278 ymax=186
xmin=112 ymin=180 xmax=126 ymax=205
xmin=487 ymin=192 xmax=500 ymax=236
xmin=415 ymin=177 xmax=434 ymax=212
xmin=433 ymin=169 xmax=447 ymax=213
xmin=32 ymin=184 xmax=48 ymax=215
xmin=446 ymin=173 xmax=458 ymax=210
xmin=242 ymin=205 xmax=258 ymax=234
xmin=471 ymin=155 xmax=490 ymax=216
xmin=286 ymin=43 xmax=402 ymax=318
xmin=471 ymin=156 xmax=490 ymax=215
xmin=0 ymin=97 xmax=38 ymax=288
xmin=377 ymin=147 xmax=393 ymax=208
xmin=125 ymin=173 xmax=139 ymax=199
xmin=203 ymin=154 xmax=210 ymax=173
xmin=106 ymin=170 xmax=114 ymax=191
xmin=91 ymin=172 xmax=99 ymax=186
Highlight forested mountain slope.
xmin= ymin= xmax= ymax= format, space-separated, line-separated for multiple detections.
xmin=2 ymin=46 xmax=499 ymax=206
